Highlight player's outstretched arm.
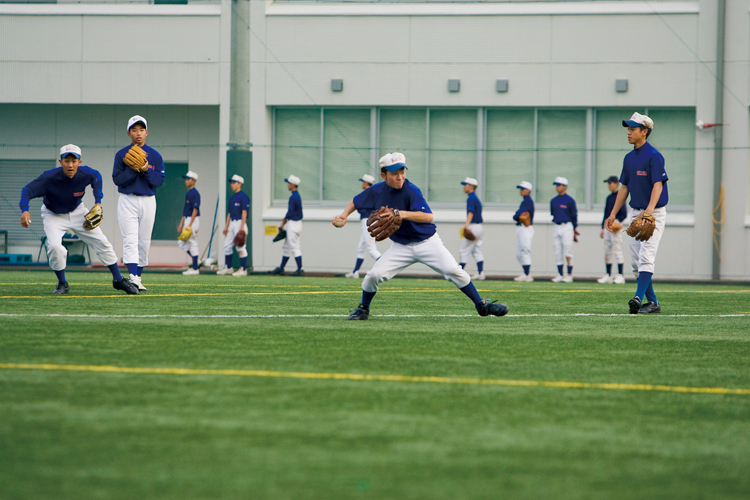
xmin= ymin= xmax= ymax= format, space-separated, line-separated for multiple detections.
xmin=20 ymin=211 xmax=31 ymax=228
xmin=332 ymin=200 xmax=356 ymax=228
xmin=605 ymin=186 xmax=630 ymax=232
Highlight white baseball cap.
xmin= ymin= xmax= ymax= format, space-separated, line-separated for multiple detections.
xmin=127 ymin=115 xmax=148 ymax=131
xmin=359 ymin=174 xmax=376 ymax=185
xmin=59 ymin=144 xmax=81 ymax=158
xmin=517 ymin=181 xmax=533 ymax=191
xmin=461 ymin=177 xmax=478 ymax=187
xmin=182 ymin=171 xmax=198 ymax=181
xmin=379 ymin=152 xmax=407 ymax=172
xmin=229 ymin=174 xmax=244 ymax=184
xmin=285 ymin=174 xmax=301 ymax=186
xmin=622 ymin=112 xmax=654 ymax=130
xmin=553 ymin=176 xmax=569 ymax=186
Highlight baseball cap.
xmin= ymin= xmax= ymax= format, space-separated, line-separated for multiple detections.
xmin=379 ymin=152 xmax=407 ymax=172
xmin=59 ymin=144 xmax=81 ymax=158
xmin=183 ymin=171 xmax=199 ymax=181
xmin=622 ymin=112 xmax=654 ymax=130
xmin=553 ymin=176 xmax=569 ymax=186
xmin=604 ymin=175 xmax=619 ymax=184
xmin=517 ymin=181 xmax=533 ymax=191
xmin=127 ymin=115 xmax=148 ymax=132
xmin=461 ymin=177 xmax=478 ymax=187
xmin=229 ymin=174 xmax=244 ymax=184
xmin=359 ymin=174 xmax=376 ymax=185
xmin=285 ymin=175 xmax=301 ymax=186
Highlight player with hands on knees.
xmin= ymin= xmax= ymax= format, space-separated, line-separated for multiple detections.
xmin=344 ymin=174 xmax=381 ymax=279
xmin=512 ymin=181 xmax=535 ymax=282
xmin=550 ymin=177 xmax=578 ymax=283
xmin=459 ymin=177 xmax=485 ymax=281
xmin=218 ymin=174 xmax=250 ymax=276
xmin=268 ymin=175 xmax=304 ymax=277
xmin=178 ymin=171 xmax=201 ymax=275
xmin=605 ymin=112 xmax=668 ymax=314
xmin=331 ymin=152 xmax=508 ymax=320
xmin=20 ymin=144 xmax=138 ymax=295
xmin=598 ymin=176 xmax=627 ymax=284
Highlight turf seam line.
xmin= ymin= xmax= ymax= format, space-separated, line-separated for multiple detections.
xmin=0 ymin=363 xmax=748 ymax=396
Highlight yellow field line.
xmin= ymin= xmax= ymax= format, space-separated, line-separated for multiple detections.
xmin=0 ymin=362 xmax=747 ymax=396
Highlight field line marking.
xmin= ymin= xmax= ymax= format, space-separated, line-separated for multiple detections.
xmin=1 ymin=313 xmax=748 ymax=319
xmin=0 ymin=362 xmax=748 ymax=396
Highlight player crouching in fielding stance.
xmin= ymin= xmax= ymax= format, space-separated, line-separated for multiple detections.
xmin=332 ymin=152 xmax=508 ymax=320
xmin=20 ymin=145 xmax=139 ymax=295
xmin=178 ymin=171 xmax=201 ymax=275
xmin=605 ymin=113 xmax=668 ymax=314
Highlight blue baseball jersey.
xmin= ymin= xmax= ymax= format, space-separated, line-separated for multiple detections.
xmin=20 ymin=166 xmax=103 ymax=215
xmin=620 ymin=142 xmax=669 ymax=209
xmin=513 ymin=195 xmax=535 ymax=226
xmin=603 ymin=191 xmax=627 ymax=228
xmin=466 ymin=192 xmax=483 ymax=223
xmin=352 ymin=179 xmax=436 ymax=245
xmin=285 ymin=190 xmax=303 ymax=221
xmin=112 ymin=144 xmax=165 ymax=196
xmin=550 ymin=194 xmax=578 ymax=228
xmin=228 ymin=191 xmax=250 ymax=220
xmin=183 ymin=187 xmax=201 ymax=217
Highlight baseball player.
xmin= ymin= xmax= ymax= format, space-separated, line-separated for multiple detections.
xmin=597 ymin=175 xmax=627 ymax=284
xmin=512 ymin=181 xmax=535 ymax=282
xmin=550 ymin=177 xmax=578 ymax=283
xmin=269 ymin=175 xmax=304 ymax=277
xmin=20 ymin=145 xmax=138 ymax=295
xmin=178 ymin=171 xmax=201 ymax=275
xmin=217 ymin=174 xmax=249 ymax=276
xmin=345 ymin=174 xmax=381 ymax=279
xmin=112 ymin=115 xmax=165 ymax=291
xmin=605 ymin=112 xmax=668 ymax=314
xmin=331 ymin=152 xmax=508 ymax=320
xmin=459 ymin=177 xmax=485 ymax=280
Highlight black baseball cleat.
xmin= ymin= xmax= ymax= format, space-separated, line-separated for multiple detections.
xmin=639 ymin=302 xmax=661 ymax=314
xmin=348 ymin=304 xmax=370 ymax=320
xmin=628 ymin=296 xmax=642 ymax=314
xmin=268 ymin=267 xmax=285 ymax=276
xmin=53 ymin=282 xmax=69 ymax=295
xmin=290 ymin=269 xmax=305 ymax=277
xmin=476 ymin=299 xmax=509 ymax=317
xmin=113 ymin=278 xmax=139 ymax=295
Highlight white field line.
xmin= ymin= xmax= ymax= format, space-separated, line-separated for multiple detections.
xmin=0 ymin=313 xmax=748 ymax=319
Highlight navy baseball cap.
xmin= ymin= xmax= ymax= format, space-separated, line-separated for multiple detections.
xmin=604 ymin=176 xmax=619 ymax=184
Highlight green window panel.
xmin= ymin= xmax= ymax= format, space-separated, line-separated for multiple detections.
xmin=323 ymin=109 xmax=371 ymax=201
xmin=274 ymin=109 xmax=321 ymax=201
xmin=486 ymin=109 xmax=535 ymax=204
xmin=647 ymin=109 xmax=695 ymax=207
xmin=537 ymin=110 xmax=587 ymax=204
xmin=153 ymin=163 xmax=188 ymax=240
xmin=595 ymin=109 xmax=639 ymax=204
xmin=428 ymin=109 xmax=477 ymax=203
xmin=379 ymin=109 xmax=428 ymax=187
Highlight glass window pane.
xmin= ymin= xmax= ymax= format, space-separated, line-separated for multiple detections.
xmin=380 ymin=109 xmax=427 ymax=187
xmin=595 ymin=109 xmax=639 ymax=204
xmin=428 ymin=109 xmax=477 ymax=203
xmin=647 ymin=108 xmax=695 ymax=207
xmin=274 ymin=108 xmax=321 ymax=201
xmin=537 ymin=110 xmax=587 ymax=204
xmin=486 ymin=109 xmax=535 ymax=204
xmin=323 ymin=109 xmax=371 ymax=201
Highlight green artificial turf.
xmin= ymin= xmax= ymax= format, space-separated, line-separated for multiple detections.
xmin=0 ymin=270 xmax=749 ymax=499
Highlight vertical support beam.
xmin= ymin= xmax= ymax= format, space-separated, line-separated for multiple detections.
xmin=425 ymin=108 xmax=431 ymax=197
xmin=477 ymin=108 xmax=485 ymax=202
xmin=585 ymin=108 xmax=594 ymax=210
xmin=711 ymin=0 xmax=725 ymax=280
xmin=319 ymin=108 xmax=325 ymax=202
xmin=532 ymin=109 xmax=538 ymax=200
xmin=230 ymin=0 xmax=250 ymax=146
xmin=370 ymin=107 xmax=378 ymax=176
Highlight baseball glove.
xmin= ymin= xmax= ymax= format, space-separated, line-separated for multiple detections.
xmin=463 ymin=227 xmax=476 ymax=241
xmin=272 ymin=229 xmax=287 ymax=243
xmin=234 ymin=230 xmax=246 ymax=247
xmin=83 ymin=205 xmax=103 ymax=231
xmin=178 ymin=227 xmax=192 ymax=242
xmin=612 ymin=220 xmax=623 ymax=232
xmin=626 ymin=212 xmax=656 ymax=241
xmin=367 ymin=206 xmax=402 ymax=242
xmin=124 ymin=145 xmax=148 ymax=173
xmin=518 ymin=211 xmax=531 ymax=227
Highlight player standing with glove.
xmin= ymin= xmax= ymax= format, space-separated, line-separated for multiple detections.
xmin=512 ymin=181 xmax=535 ymax=282
xmin=345 ymin=174 xmax=381 ymax=279
xmin=113 ymin=115 xmax=165 ymax=291
xmin=217 ymin=174 xmax=249 ymax=276
xmin=20 ymin=145 xmax=138 ymax=295
xmin=458 ymin=177 xmax=485 ymax=281
xmin=605 ymin=112 xmax=668 ymax=314
xmin=550 ymin=177 xmax=578 ymax=283
xmin=332 ymin=152 xmax=508 ymax=320
xmin=178 ymin=171 xmax=201 ymax=275
xmin=269 ymin=175 xmax=304 ymax=277
xmin=597 ymin=176 xmax=627 ymax=284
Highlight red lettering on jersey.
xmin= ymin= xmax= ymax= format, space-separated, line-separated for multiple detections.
xmin=73 ymin=191 xmax=84 ymax=197
xmin=637 ymin=171 xmax=648 ymax=176
xmin=560 ymin=205 xmax=567 ymax=209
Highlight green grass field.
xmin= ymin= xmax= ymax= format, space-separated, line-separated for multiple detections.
xmin=1 ymin=269 xmax=749 ymax=499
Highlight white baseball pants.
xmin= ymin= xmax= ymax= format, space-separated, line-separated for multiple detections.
xmin=552 ymin=222 xmax=574 ymax=266
xmin=118 ymin=193 xmax=156 ymax=266
xmin=282 ymin=220 xmax=302 ymax=258
xmin=459 ymin=223 xmax=484 ymax=264
xmin=223 ymin=219 xmax=248 ymax=258
xmin=629 ymin=207 xmax=666 ymax=276
xmin=357 ymin=219 xmax=382 ymax=261
xmin=603 ymin=226 xmax=624 ymax=265
xmin=516 ymin=225 xmax=534 ymax=266
xmin=41 ymin=204 xmax=118 ymax=271
xmin=363 ymin=233 xmax=471 ymax=293
xmin=177 ymin=216 xmax=200 ymax=256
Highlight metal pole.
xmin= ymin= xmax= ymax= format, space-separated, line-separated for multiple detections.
xmin=711 ymin=0 xmax=726 ymax=280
